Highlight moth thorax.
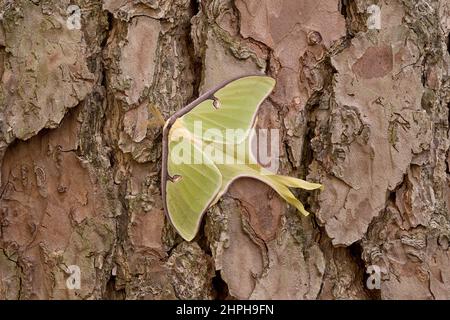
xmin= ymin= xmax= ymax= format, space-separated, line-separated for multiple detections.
xmin=169 ymin=119 xmax=192 ymax=141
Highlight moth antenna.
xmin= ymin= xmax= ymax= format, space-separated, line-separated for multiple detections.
xmin=148 ymin=103 xmax=167 ymax=128
xmin=212 ymin=96 xmax=221 ymax=109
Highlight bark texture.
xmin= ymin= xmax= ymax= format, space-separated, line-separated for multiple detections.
xmin=0 ymin=0 xmax=449 ymax=299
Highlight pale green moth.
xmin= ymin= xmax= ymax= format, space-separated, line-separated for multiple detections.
xmin=161 ymin=75 xmax=323 ymax=241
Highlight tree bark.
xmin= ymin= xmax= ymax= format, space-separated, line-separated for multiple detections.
xmin=0 ymin=0 xmax=449 ymax=299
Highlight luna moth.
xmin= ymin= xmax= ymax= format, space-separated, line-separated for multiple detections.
xmin=161 ymin=75 xmax=322 ymax=241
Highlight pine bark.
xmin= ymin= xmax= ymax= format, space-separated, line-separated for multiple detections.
xmin=0 ymin=0 xmax=449 ymax=299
